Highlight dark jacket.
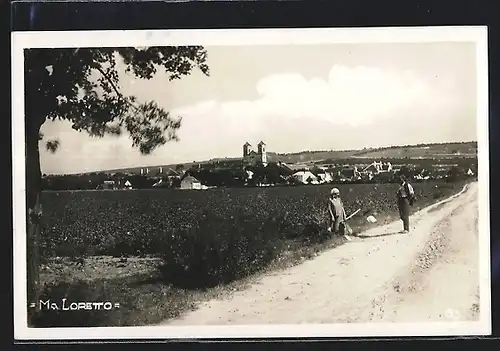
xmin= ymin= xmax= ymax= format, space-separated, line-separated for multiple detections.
xmin=397 ymin=182 xmax=415 ymax=219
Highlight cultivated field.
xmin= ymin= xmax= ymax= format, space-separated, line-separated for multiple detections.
xmin=353 ymin=142 xmax=477 ymax=159
xmin=33 ymin=180 xmax=467 ymax=327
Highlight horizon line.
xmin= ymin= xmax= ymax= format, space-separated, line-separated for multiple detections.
xmin=42 ymin=140 xmax=478 ymax=176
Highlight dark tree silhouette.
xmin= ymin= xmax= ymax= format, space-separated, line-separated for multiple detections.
xmin=24 ymin=46 xmax=209 ymax=324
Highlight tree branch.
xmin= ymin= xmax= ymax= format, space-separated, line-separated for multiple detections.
xmin=93 ymin=65 xmax=140 ymax=112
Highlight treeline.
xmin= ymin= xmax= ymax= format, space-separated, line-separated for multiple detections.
xmin=356 ymin=141 xmax=477 ymax=152
xmin=42 ymin=162 xmax=477 ymax=192
xmin=42 ymin=173 xmax=157 ymax=191
xmin=185 ymin=163 xmax=291 ymax=187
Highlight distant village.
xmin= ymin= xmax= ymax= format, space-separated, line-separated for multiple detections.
xmin=42 ymin=141 xmax=478 ymax=191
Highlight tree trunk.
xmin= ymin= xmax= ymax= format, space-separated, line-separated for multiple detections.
xmin=26 ymin=122 xmax=43 ymax=327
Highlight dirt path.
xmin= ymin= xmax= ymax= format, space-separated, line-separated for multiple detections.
xmin=161 ymin=182 xmax=479 ymax=325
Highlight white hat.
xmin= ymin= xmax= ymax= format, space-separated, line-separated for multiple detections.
xmin=331 ymin=187 xmax=340 ymax=195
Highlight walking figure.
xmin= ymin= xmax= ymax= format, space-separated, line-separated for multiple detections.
xmin=397 ymin=175 xmax=415 ymax=233
xmin=327 ymin=187 xmax=351 ymax=240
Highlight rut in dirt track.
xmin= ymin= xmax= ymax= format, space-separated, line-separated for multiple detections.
xmin=161 ymin=183 xmax=479 ymax=325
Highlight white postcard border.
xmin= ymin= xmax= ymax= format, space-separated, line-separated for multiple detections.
xmin=12 ymin=26 xmax=491 ymax=340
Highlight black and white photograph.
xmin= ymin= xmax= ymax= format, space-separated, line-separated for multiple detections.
xmin=12 ymin=27 xmax=491 ymax=339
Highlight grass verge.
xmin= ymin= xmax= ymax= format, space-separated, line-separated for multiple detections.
xmin=32 ymin=235 xmax=348 ymax=327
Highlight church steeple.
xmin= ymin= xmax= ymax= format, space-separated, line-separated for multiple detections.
xmin=257 ymin=141 xmax=267 ymax=164
xmin=243 ymin=142 xmax=252 ymax=157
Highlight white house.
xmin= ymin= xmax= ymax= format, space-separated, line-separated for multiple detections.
xmin=316 ymin=172 xmax=334 ymax=184
xmin=362 ymin=161 xmax=392 ymax=175
xmin=363 ymin=161 xmax=382 ymax=174
xmin=180 ymin=175 xmax=202 ymax=190
xmin=382 ymin=162 xmax=393 ymax=172
xmin=124 ymin=180 xmax=132 ymax=189
xmin=292 ymin=171 xmax=319 ymax=184
xmin=245 ymin=170 xmax=254 ymax=180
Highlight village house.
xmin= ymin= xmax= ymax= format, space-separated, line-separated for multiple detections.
xmin=316 ymin=171 xmax=334 ymax=184
xmin=362 ymin=161 xmax=393 ymax=175
xmin=145 ymin=168 xmax=163 ymax=185
xmin=339 ymin=166 xmax=362 ymax=182
xmin=180 ymin=175 xmax=203 ymax=190
xmin=357 ymin=161 xmax=391 ymax=181
xmin=147 ymin=167 xmax=164 ymax=177
xmin=245 ymin=170 xmax=254 ymax=181
xmin=109 ymin=178 xmax=134 ymax=189
xmin=165 ymin=168 xmax=182 ymax=180
xmin=391 ymin=165 xmax=402 ymax=174
xmin=414 ymin=173 xmax=431 ymax=181
xmin=283 ymin=163 xmax=310 ymax=172
xmin=101 ymin=180 xmax=116 ymax=190
xmin=292 ymin=170 xmax=319 ymax=185
xmin=152 ymin=179 xmax=166 ymax=187
xmin=306 ymin=166 xmax=334 ymax=184
xmin=382 ymin=162 xmax=393 ymax=172
xmin=147 ymin=167 xmax=182 ymax=188
xmin=436 ymin=169 xmax=450 ymax=179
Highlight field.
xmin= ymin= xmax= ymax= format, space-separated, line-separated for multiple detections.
xmin=352 ymin=142 xmax=477 ymax=159
xmin=34 ymin=180 xmax=467 ymax=327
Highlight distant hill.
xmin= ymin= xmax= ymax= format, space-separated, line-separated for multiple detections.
xmin=267 ymin=142 xmax=477 ymax=164
xmin=267 ymin=150 xmax=359 ymax=164
xmin=81 ymin=141 xmax=478 ymax=176
xmin=351 ymin=142 xmax=477 ymax=159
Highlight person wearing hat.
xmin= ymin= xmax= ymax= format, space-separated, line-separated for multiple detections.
xmin=327 ymin=187 xmax=351 ymax=240
xmin=396 ymin=174 xmax=415 ymax=233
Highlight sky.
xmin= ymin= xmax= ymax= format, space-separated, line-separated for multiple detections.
xmin=38 ymin=42 xmax=478 ymax=175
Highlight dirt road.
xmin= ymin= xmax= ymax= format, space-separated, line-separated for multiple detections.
xmin=162 ymin=182 xmax=480 ymax=325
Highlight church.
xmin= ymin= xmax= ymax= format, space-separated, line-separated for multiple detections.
xmin=243 ymin=141 xmax=268 ymax=166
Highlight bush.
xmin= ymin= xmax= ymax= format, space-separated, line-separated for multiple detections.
xmin=157 ymin=215 xmax=282 ymax=288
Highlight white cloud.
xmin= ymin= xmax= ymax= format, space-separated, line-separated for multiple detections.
xmin=173 ymin=65 xmax=439 ymax=134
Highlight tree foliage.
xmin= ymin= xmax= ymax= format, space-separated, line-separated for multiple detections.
xmin=25 ymin=46 xmax=210 ymax=154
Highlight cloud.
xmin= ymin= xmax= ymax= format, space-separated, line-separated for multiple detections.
xmin=173 ymin=65 xmax=437 ymax=133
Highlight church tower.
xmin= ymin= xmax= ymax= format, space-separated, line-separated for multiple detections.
xmin=243 ymin=142 xmax=252 ymax=157
xmin=257 ymin=141 xmax=267 ymax=164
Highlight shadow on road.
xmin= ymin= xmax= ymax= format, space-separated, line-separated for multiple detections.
xmin=356 ymin=231 xmax=404 ymax=239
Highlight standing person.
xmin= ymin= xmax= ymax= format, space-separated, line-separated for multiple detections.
xmin=397 ymin=175 xmax=415 ymax=233
xmin=327 ymin=187 xmax=351 ymax=240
